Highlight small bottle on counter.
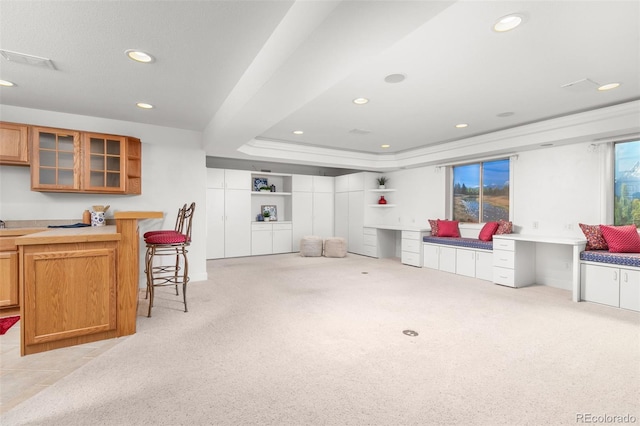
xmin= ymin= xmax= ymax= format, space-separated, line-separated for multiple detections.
xmin=82 ymin=210 xmax=91 ymax=224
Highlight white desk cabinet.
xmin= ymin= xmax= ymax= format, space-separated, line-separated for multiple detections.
xmin=492 ymin=237 xmax=536 ymax=288
xmin=456 ymin=248 xmax=493 ymax=281
xmin=401 ymin=231 xmax=427 ymax=267
xmin=251 ymin=222 xmax=292 ymax=256
xmin=581 ymin=263 xmax=640 ymax=311
xmin=423 ymin=244 xmax=456 ymax=273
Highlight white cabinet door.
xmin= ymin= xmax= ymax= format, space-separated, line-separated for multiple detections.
xmin=251 ymin=227 xmax=272 ymax=256
xmin=439 ymin=246 xmax=456 ymax=273
xmin=620 ymin=269 xmax=640 ymax=311
xmin=292 ymin=192 xmax=313 ymax=251
xmin=581 ymin=264 xmax=620 ymax=307
xmin=273 ymin=228 xmax=293 ymax=254
xmin=335 ymin=175 xmax=349 ymax=193
xmin=475 ymin=251 xmax=493 ymax=281
xmin=225 ymin=189 xmax=251 ymax=257
xmin=225 ymin=169 xmax=250 ymax=190
xmin=313 ymin=176 xmax=334 ymax=193
xmin=313 ymin=192 xmax=334 ymax=239
xmin=423 ymin=244 xmax=439 ymax=269
xmin=292 ymin=174 xmax=313 ymax=192
xmin=334 ymin=192 xmax=349 ymax=240
xmin=348 ymin=190 xmax=364 ymax=255
xmin=206 ymin=188 xmax=225 ymax=259
xmin=206 ymin=168 xmax=225 ymax=189
xmin=456 ymin=248 xmax=476 ymax=277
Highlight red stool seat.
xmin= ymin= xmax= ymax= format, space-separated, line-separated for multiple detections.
xmin=144 ymin=232 xmax=187 ymax=244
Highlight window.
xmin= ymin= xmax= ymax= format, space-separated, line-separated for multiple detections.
xmin=614 ymin=140 xmax=640 ymax=227
xmin=453 ymin=159 xmax=510 ymax=223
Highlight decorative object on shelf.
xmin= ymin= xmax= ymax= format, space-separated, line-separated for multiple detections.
xmin=256 ymin=214 xmax=264 ymax=222
xmin=378 ymin=196 xmax=387 ymax=205
xmin=82 ymin=209 xmax=91 ymax=224
xmin=262 ymin=211 xmax=271 ymax=222
xmin=270 ymin=184 xmax=276 ymax=192
xmin=91 ymin=205 xmax=110 ymax=227
xmin=253 ymin=177 xmax=268 ymax=191
xmin=377 ymin=176 xmax=388 ymax=189
xmin=259 ymin=186 xmax=271 ymax=192
xmin=261 ymin=205 xmax=277 ymax=221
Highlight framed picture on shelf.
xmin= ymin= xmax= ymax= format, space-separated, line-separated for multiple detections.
xmin=253 ymin=177 xmax=268 ymax=191
xmin=261 ymin=205 xmax=277 ymax=221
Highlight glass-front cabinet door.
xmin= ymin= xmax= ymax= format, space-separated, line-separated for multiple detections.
xmin=82 ymin=133 xmax=126 ymax=192
xmin=30 ymin=127 xmax=81 ymax=191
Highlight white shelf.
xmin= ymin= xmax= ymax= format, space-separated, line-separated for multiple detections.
xmin=368 ymin=204 xmax=397 ymax=207
xmin=251 ymin=191 xmax=292 ymax=196
xmin=369 ymin=188 xmax=396 ymax=193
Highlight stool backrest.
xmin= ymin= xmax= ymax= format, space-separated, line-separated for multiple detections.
xmin=177 ymin=202 xmax=196 ymax=241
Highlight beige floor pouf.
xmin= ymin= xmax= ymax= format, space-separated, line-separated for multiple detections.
xmin=300 ymin=236 xmax=323 ymax=257
xmin=323 ymin=237 xmax=347 ymax=258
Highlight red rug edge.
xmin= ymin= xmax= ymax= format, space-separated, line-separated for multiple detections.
xmin=0 ymin=315 xmax=20 ymax=335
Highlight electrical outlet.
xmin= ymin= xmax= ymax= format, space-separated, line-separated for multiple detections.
xmin=532 ymin=221 xmax=539 ymax=229
xmin=565 ymin=223 xmax=573 ymax=230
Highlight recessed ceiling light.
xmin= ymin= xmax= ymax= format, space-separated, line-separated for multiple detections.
xmin=292 ymin=130 xmax=304 ymax=135
xmin=384 ymin=74 xmax=406 ymax=84
xmin=598 ymin=82 xmax=621 ymax=91
xmin=455 ymin=123 xmax=468 ymax=128
xmin=381 ymin=144 xmax=390 ymax=148
xmin=136 ymin=102 xmax=154 ymax=109
xmin=125 ymin=49 xmax=154 ymax=63
xmin=0 ymin=79 xmax=15 ymax=87
xmin=353 ymin=97 xmax=369 ymax=105
xmin=493 ymin=14 xmax=524 ymax=32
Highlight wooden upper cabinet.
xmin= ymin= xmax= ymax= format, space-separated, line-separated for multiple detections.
xmin=29 ymin=126 xmax=142 ymax=194
xmin=0 ymin=122 xmax=30 ymax=165
xmin=30 ymin=126 xmax=82 ymax=191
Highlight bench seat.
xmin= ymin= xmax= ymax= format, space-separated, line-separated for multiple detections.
xmin=580 ymin=250 xmax=640 ymax=268
xmin=422 ymin=236 xmax=493 ymax=251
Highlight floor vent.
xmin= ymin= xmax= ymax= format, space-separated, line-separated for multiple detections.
xmin=403 ymin=330 xmax=418 ymax=337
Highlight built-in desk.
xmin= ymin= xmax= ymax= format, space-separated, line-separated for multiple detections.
xmin=363 ymin=225 xmax=430 ymax=267
xmin=492 ymin=234 xmax=587 ymax=301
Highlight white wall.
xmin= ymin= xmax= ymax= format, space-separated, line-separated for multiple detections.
xmin=0 ymin=105 xmax=208 ymax=286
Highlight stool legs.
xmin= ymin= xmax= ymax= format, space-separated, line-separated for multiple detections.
xmin=144 ymin=244 xmax=190 ymax=317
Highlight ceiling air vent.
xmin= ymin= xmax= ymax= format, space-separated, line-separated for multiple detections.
xmin=0 ymin=50 xmax=56 ymax=70
xmin=560 ymin=78 xmax=598 ymax=92
xmin=349 ymin=128 xmax=371 ymax=135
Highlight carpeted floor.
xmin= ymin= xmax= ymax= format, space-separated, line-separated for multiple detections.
xmin=1 ymin=253 xmax=639 ymax=425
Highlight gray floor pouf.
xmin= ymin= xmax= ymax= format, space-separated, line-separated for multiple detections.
xmin=324 ymin=237 xmax=347 ymax=258
xmin=300 ymin=236 xmax=323 ymax=257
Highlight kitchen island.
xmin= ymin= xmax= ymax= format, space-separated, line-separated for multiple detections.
xmin=15 ymin=212 xmax=162 ymax=355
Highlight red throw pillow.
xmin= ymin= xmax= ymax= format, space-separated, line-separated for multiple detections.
xmin=478 ymin=221 xmax=499 ymax=241
xmin=578 ymin=223 xmax=608 ymax=251
xmin=496 ymin=219 xmax=513 ymax=235
xmin=428 ymin=219 xmax=439 ymax=236
xmin=599 ymin=225 xmax=640 ymax=253
xmin=437 ymin=219 xmax=460 ymax=237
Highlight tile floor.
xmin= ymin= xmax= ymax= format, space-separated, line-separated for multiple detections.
xmin=0 ymin=318 xmax=125 ymax=414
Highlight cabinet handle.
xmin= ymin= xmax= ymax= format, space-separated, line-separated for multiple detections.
xmin=499 ymin=275 xmax=508 ymax=279
xmin=623 ymin=272 xmax=628 ymax=283
xmin=613 ymin=271 xmax=617 ymax=281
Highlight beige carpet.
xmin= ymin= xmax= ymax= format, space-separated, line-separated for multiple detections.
xmin=2 ymin=253 xmax=639 ymax=425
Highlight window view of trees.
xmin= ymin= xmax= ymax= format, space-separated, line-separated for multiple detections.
xmin=453 ymin=159 xmax=509 ymax=223
xmin=614 ymin=140 xmax=640 ymax=227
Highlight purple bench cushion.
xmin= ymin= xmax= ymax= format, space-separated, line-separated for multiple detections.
xmin=580 ymin=250 xmax=640 ymax=268
xmin=423 ymin=236 xmax=493 ymax=250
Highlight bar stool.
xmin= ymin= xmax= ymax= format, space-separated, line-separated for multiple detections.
xmin=144 ymin=202 xmax=195 ymax=317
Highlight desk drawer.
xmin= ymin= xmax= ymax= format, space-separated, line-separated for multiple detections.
xmin=402 ymin=238 xmax=421 ymax=253
xmin=493 ymin=250 xmax=515 ymax=269
xmin=402 ymin=231 xmax=421 ymax=240
xmin=493 ymin=267 xmax=515 ymax=287
xmin=362 ymin=245 xmax=378 ymax=258
xmin=401 ymin=251 xmax=421 ymax=267
xmin=363 ymin=234 xmax=377 ymax=247
xmin=272 ymin=223 xmax=292 ymax=231
xmin=493 ymin=238 xmax=515 ymax=251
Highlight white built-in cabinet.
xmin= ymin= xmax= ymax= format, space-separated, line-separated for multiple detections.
xmin=423 ymin=244 xmax=456 ymax=273
xmin=250 ymin=172 xmax=293 ymax=255
xmin=422 ymin=243 xmax=492 ymax=281
xmin=335 ymin=173 xmax=367 ymax=255
xmin=251 ymin=222 xmax=293 ymax=255
xmin=206 ymin=168 xmax=251 ymax=259
xmin=580 ymin=263 xmax=640 ymax=311
xmin=291 ymin=175 xmax=334 ymax=251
